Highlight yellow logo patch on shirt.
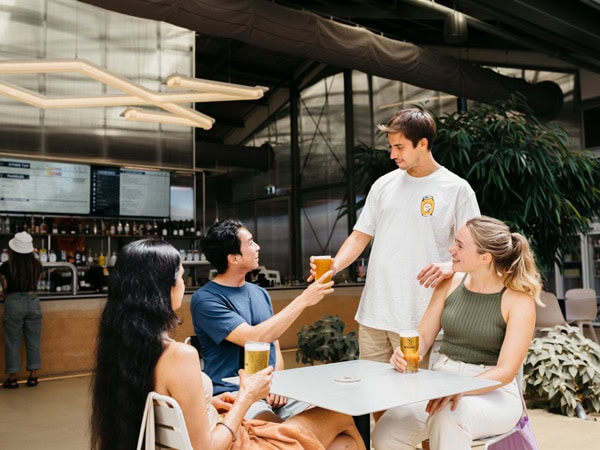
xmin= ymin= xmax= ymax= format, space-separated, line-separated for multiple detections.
xmin=420 ymin=195 xmax=435 ymax=216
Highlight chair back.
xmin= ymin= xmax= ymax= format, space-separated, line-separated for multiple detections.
xmin=564 ymin=288 xmax=598 ymax=321
xmin=535 ymin=291 xmax=567 ymax=336
xmin=136 ymin=392 xmax=193 ymax=450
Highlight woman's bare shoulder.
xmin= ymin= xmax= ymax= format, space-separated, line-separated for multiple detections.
xmin=163 ymin=340 xmax=200 ymax=362
xmin=155 ymin=340 xmax=203 ymax=394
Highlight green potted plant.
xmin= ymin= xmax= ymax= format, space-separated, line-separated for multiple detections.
xmin=296 ymin=314 xmax=359 ymax=365
xmin=524 ymin=325 xmax=600 ymax=417
xmin=339 ymin=96 xmax=600 ymax=274
xmin=432 ymin=94 xmax=600 ymax=272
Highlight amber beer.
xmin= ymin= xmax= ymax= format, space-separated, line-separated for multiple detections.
xmin=244 ymin=342 xmax=270 ymax=374
xmin=399 ymin=330 xmax=420 ymax=373
xmin=313 ymin=255 xmax=333 ymax=283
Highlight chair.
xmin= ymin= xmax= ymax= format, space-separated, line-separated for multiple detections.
xmin=261 ymin=268 xmax=281 ymax=286
xmin=534 ymin=291 xmax=568 ymax=336
xmin=564 ymin=288 xmax=599 ymax=343
xmin=136 ymin=391 xmax=193 ymax=450
xmin=422 ymin=367 xmax=526 ymax=450
xmin=422 ymin=415 xmax=521 ymax=450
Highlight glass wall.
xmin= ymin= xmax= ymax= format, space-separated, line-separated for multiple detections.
xmin=213 ymin=67 xmax=580 ymax=285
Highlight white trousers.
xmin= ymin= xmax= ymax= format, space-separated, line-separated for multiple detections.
xmin=371 ymin=355 xmax=522 ymax=450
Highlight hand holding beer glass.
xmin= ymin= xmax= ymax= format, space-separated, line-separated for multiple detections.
xmin=244 ymin=341 xmax=270 ymax=374
xmin=312 ymin=255 xmax=333 ymax=283
xmin=399 ymin=330 xmax=420 ymax=373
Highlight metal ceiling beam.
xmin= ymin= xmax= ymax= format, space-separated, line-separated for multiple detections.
xmin=404 ymin=0 xmax=600 ymax=73
xmin=80 ymin=0 xmax=566 ymax=118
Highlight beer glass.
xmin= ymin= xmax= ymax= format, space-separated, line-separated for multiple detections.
xmin=244 ymin=341 xmax=270 ymax=374
xmin=313 ymin=255 xmax=333 ymax=283
xmin=399 ymin=330 xmax=420 ymax=373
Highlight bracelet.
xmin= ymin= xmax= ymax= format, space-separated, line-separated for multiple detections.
xmin=216 ymin=421 xmax=237 ymax=442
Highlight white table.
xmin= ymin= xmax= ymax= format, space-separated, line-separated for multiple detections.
xmin=224 ymin=359 xmax=500 ymax=447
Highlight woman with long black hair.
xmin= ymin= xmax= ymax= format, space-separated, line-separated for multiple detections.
xmin=91 ymin=238 xmax=364 ymax=450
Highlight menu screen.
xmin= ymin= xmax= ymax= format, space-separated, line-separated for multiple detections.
xmin=0 ymin=158 xmax=90 ymax=214
xmin=91 ymin=166 xmax=170 ymax=218
xmin=91 ymin=166 xmax=120 ymax=216
xmin=120 ymin=169 xmax=170 ymax=218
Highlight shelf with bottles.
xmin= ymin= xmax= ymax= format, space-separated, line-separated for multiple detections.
xmin=0 ymin=215 xmax=202 ymax=257
xmin=0 ymin=215 xmax=201 ymax=238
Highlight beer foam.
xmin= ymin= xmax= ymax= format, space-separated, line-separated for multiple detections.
xmin=245 ymin=342 xmax=270 ymax=351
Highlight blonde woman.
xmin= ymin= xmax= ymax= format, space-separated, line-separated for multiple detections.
xmin=372 ymin=216 xmax=542 ymax=450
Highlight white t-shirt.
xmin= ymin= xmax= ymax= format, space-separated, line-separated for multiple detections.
xmin=354 ymin=167 xmax=480 ymax=333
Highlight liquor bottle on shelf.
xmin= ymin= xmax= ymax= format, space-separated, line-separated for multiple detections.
xmin=40 ymin=217 xmax=48 ymax=234
xmin=124 ymin=221 xmax=130 ymax=235
xmin=74 ymin=248 xmax=83 ymax=266
xmin=98 ymin=251 xmax=106 ymax=268
xmin=161 ymin=219 xmax=169 ymax=237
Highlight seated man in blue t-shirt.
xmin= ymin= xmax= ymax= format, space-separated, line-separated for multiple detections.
xmin=190 ymin=218 xmax=334 ymax=422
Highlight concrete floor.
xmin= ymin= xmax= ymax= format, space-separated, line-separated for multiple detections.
xmin=1 ymin=374 xmax=599 ymax=449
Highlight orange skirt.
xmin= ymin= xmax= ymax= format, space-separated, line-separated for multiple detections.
xmin=231 ymin=419 xmax=325 ymax=450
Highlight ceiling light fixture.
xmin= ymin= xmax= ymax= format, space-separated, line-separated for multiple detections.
xmin=444 ymin=10 xmax=468 ymax=44
xmin=0 ymin=59 xmax=268 ymax=129
xmin=121 ymin=107 xmax=214 ymax=128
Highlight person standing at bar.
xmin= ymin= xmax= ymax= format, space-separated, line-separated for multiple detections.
xmin=331 ymin=108 xmax=480 ymax=370
xmin=1 ymin=231 xmax=43 ymax=388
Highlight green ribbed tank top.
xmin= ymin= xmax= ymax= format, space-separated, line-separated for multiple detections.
xmin=438 ymin=276 xmax=507 ymax=365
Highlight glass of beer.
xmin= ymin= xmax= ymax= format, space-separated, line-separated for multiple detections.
xmin=244 ymin=341 xmax=270 ymax=374
xmin=313 ymin=255 xmax=333 ymax=283
xmin=399 ymin=330 xmax=420 ymax=373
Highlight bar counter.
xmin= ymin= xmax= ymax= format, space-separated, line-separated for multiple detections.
xmin=0 ymin=284 xmax=362 ymax=378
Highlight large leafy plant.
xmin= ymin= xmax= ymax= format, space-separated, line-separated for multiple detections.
xmin=296 ymin=315 xmax=359 ymax=365
xmin=524 ymin=325 xmax=600 ymax=416
xmin=339 ymin=96 xmax=600 ymax=274
xmin=432 ymin=95 xmax=600 ymax=272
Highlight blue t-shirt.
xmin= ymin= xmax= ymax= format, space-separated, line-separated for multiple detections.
xmin=190 ymin=281 xmax=277 ymax=395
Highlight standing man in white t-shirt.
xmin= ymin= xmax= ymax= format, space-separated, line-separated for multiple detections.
xmin=332 ymin=108 xmax=480 ymax=374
